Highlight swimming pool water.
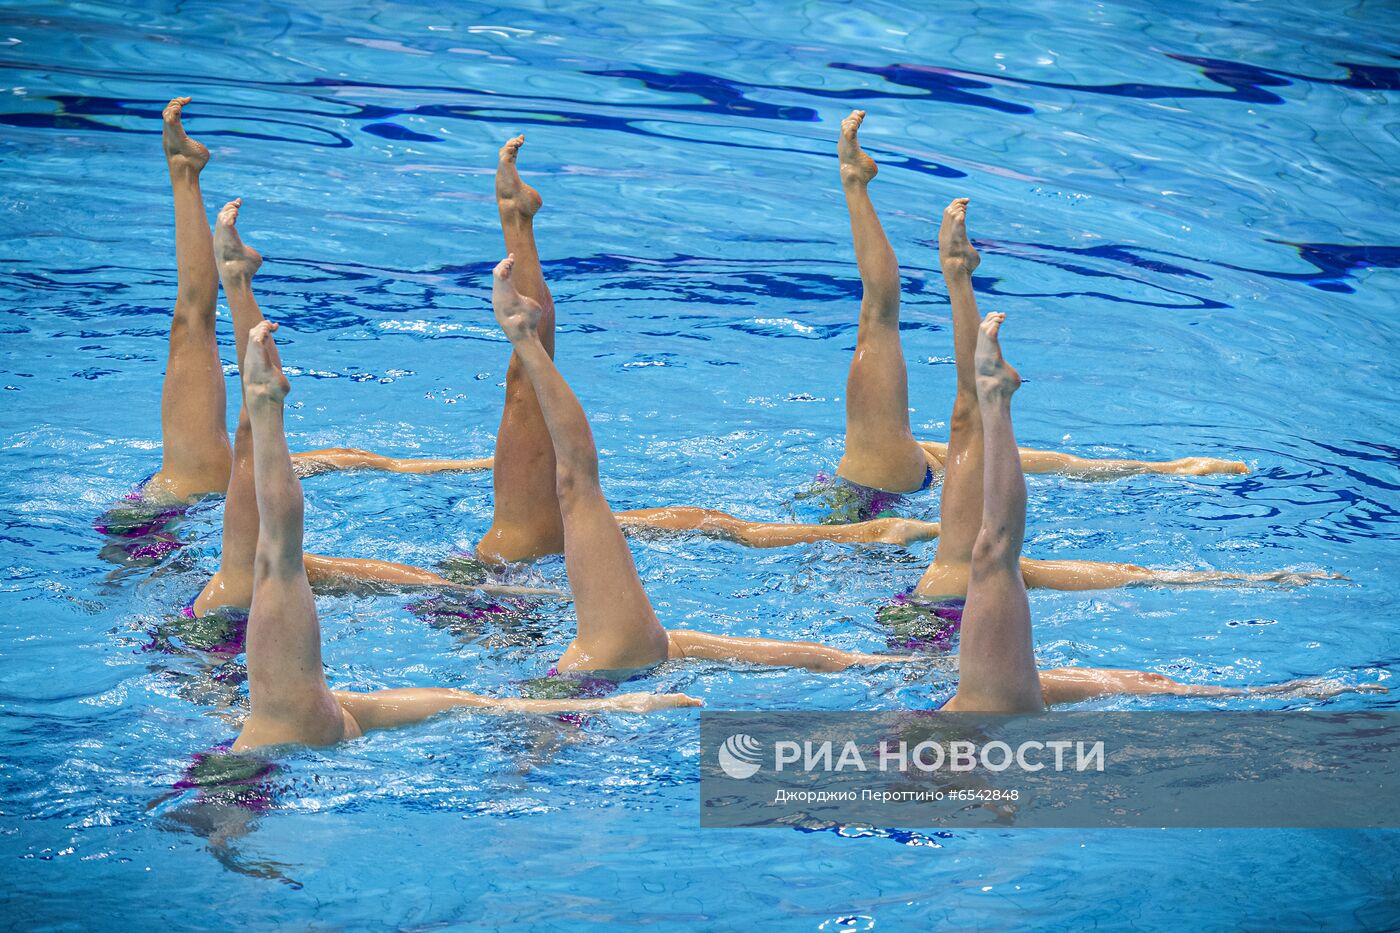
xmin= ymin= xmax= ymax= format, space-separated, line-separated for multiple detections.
xmin=2 ymin=0 xmax=1398 ymax=928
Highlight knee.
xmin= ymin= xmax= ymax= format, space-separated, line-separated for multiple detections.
xmin=168 ymin=306 xmax=213 ymax=340
xmin=173 ymin=289 xmax=216 ymax=319
xmin=949 ymin=394 xmax=979 ymax=433
xmin=554 ymin=461 xmax=601 ymax=507
xmin=857 ymin=297 xmax=899 ymax=326
xmin=972 ymin=527 xmax=1016 ymax=568
xmin=1132 ymin=672 xmax=1179 ymax=694
xmin=504 ymin=354 xmax=531 ymax=391
xmin=253 ymin=551 xmax=282 ymax=582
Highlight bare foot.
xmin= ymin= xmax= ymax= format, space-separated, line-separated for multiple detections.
xmin=243 ymin=321 xmax=290 ymax=403
xmin=1251 ymin=570 xmax=1347 ymax=586
xmin=491 ymin=254 xmax=543 ymax=343
xmin=838 ymin=110 xmax=878 ymax=186
xmin=1157 ymin=456 xmax=1250 ymax=476
xmin=841 ymin=651 xmax=925 ymax=669
xmin=611 ymin=692 xmax=704 ymax=712
xmin=496 ymin=135 xmax=542 ymax=221
xmin=162 ymin=96 xmax=209 ymax=173
xmin=975 ymin=312 xmax=1020 ymax=399
xmin=939 ymin=198 xmax=980 ymax=274
xmin=1251 ymin=677 xmax=1388 ymax=700
xmin=871 ymin=517 xmax=942 ymax=546
xmin=214 ymin=199 xmax=263 ymax=282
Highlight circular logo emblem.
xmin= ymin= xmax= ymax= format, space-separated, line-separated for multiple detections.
xmin=718 ymin=733 xmax=763 ymax=779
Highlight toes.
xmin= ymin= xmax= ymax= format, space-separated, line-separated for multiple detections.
xmin=493 ymin=254 xmax=516 ymax=279
xmin=163 ymin=96 xmax=191 ymax=122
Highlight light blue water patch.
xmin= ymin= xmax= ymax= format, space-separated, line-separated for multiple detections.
xmin=1 ymin=0 xmax=1398 ymax=928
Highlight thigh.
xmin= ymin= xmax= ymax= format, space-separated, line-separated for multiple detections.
xmin=845 ymin=332 xmax=913 ymax=440
xmin=952 ymin=562 xmax=1042 ymax=712
xmin=557 ymin=492 xmax=669 ymax=672
xmin=242 ymin=571 xmax=345 ymax=744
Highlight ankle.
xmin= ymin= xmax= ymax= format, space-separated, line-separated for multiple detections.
xmin=167 ymin=160 xmax=202 ymax=182
xmin=219 ymin=268 xmax=253 ymax=289
xmin=245 ymin=385 xmax=285 ymax=408
xmin=498 ymin=205 xmax=536 ymax=227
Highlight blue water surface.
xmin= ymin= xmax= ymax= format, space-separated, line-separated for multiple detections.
xmin=2 ymin=0 xmax=1398 ymax=928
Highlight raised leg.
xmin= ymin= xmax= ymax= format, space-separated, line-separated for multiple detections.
xmin=945 ymin=313 xmax=1044 ymax=714
xmin=495 ymin=256 xmax=930 ymax=676
xmin=918 ymin=440 xmax=1248 ymax=477
xmin=616 ymin=506 xmax=939 ymax=548
xmin=935 ymin=317 xmax=1371 ymax=713
xmin=834 ymin=111 xmax=930 ymax=494
xmin=191 ymin=207 xmax=512 ymax=617
xmin=491 ymin=256 xmax=671 ymax=672
xmin=475 ymin=136 xmax=566 ymax=564
xmin=290 ymin=448 xmax=492 ymax=477
xmin=194 ymin=200 xmax=264 ymax=615
xmin=918 ymin=198 xmax=986 ymax=597
xmin=233 ymin=322 xmax=351 ymax=752
xmin=146 ymin=96 xmax=231 ymax=501
xmin=226 ymin=323 xmax=700 ymax=754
